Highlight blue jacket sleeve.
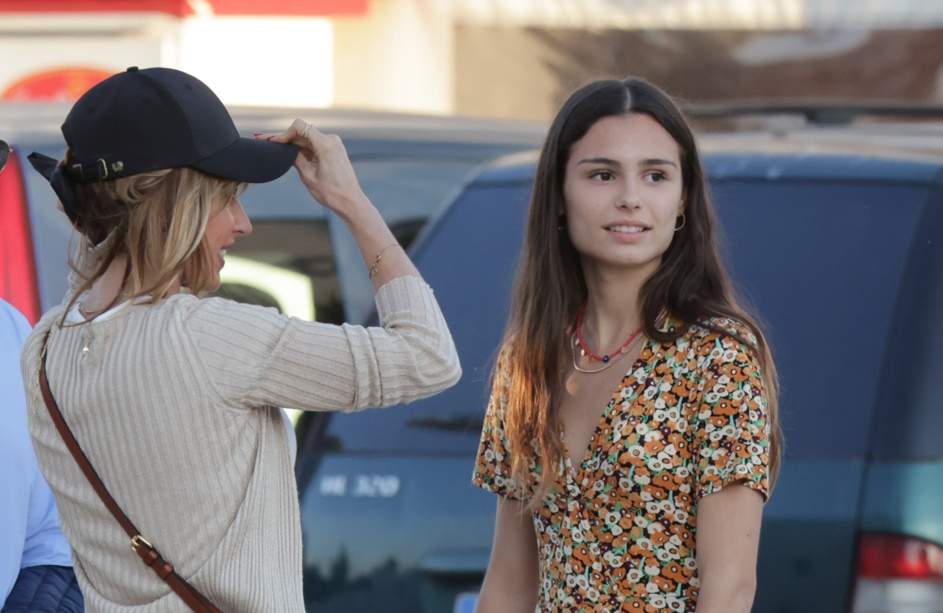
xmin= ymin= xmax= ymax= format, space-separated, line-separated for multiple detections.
xmin=0 ymin=301 xmax=73 ymax=607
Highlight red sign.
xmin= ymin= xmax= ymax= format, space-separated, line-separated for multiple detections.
xmin=0 ymin=0 xmax=367 ymax=16
xmin=2 ymin=67 xmax=113 ymax=102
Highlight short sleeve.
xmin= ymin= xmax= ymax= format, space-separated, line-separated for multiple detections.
xmin=471 ymin=348 xmax=527 ymax=501
xmin=691 ymin=327 xmax=771 ymax=502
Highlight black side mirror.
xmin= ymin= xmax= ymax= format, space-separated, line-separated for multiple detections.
xmin=0 ymin=140 xmax=9 ymax=173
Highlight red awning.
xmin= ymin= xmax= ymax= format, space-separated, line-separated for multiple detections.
xmin=0 ymin=0 xmax=367 ymax=17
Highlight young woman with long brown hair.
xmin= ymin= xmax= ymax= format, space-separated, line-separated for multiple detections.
xmin=473 ymin=77 xmax=781 ymax=612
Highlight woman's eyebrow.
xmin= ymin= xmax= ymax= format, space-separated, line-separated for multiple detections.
xmin=576 ymin=157 xmax=620 ymax=166
xmin=576 ymin=157 xmax=678 ymax=168
xmin=642 ymin=158 xmax=679 ymax=168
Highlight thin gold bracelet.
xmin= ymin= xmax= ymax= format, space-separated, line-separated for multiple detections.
xmin=368 ymin=243 xmax=399 ymax=279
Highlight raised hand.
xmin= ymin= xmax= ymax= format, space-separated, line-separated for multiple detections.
xmin=263 ymin=119 xmax=369 ymax=221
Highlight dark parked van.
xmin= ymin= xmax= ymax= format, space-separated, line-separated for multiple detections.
xmin=296 ymin=116 xmax=943 ymax=612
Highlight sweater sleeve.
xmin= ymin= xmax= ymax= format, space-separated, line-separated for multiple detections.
xmin=185 ymin=275 xmax=461 ymax=412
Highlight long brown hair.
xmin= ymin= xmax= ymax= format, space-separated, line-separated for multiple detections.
xmin=499 ymin=77 xmax=782 ymax=509
xmin=61 ymin=148 xmax=245 ymax=321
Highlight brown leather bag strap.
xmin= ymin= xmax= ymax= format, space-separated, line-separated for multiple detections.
xmin=38 ymin=331 xmax=222 ymax=613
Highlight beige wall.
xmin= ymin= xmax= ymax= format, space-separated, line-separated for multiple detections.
xmin=332 ymin=0 xmax=453 ymax=114
xmin=453 ymin=24 xmax=562 ymax=121
xmin=454 ymin=25 xmax=943 ymax=121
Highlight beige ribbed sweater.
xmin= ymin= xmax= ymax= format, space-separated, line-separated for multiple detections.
xmin=20 ymin=275 xmax=461 ymax=612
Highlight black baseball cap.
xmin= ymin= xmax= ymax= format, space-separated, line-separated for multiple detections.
xmin=43 ymin=66 xmax=297 ymax=184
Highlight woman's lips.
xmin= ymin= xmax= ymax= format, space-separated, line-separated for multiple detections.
xmin=606 ymin=224 xmax=650 ymax=242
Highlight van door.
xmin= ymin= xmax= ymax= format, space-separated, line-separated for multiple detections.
xmin=853 ymin=185 xmax=943 ymax=610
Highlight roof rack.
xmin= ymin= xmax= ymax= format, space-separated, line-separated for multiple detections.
xmin=683 ymin=99 xmax=943 ymax=125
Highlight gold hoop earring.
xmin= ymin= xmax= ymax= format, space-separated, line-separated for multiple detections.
xmin=674 ymin=213 xmax=686 ymax=232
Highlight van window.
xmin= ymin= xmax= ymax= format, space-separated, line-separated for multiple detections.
xmin=22 ymin=147 xmax=76 ymax=310
xmin=322 ymin=183 xmax=531 ymax=454
xmin=709 ymin=180 xmax=925 ymax=459
xmin=332 ymin=158 xmax=487 ymax=324
xmin=223 ymin=156 xmax=475 ymax=323
xmin=323 ymin=176 xmax=929 ymax=459
xmin=215 ymin=219 xmax=340 ymax=323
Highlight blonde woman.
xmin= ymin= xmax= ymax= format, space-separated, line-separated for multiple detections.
xmin=473 ymin=78 xmax=781 ymax=612
xmin=23 ymin=67 xmax=460 ymax=612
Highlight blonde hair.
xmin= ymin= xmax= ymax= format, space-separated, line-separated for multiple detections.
xmin=63 ymin=150 xmax=245 ymax=316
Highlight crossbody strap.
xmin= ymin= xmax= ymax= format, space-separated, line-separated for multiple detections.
xmin=38 ymin=332 xmax=222 ymax=613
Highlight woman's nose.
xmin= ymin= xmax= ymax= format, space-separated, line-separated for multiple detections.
xmin=617 ymin=187 xmax=642 ymax=209
xmin=233 ymin=200 xmax=253 ymax=236
xmin=616 ymin=178 xmax=642 ymax=209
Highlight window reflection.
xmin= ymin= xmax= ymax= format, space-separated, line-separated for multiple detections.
xmin=213 ymin=220 xmax=341 ymax=324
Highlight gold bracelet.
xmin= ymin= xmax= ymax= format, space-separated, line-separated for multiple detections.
xmin=368 ymin=243 xmax=399 ymax=279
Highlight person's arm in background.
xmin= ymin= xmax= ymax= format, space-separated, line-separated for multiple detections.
xmin=0 ymin=301 xmax=34 ymax=604
xmin=0 ymin=300 xmax=75 ymax=609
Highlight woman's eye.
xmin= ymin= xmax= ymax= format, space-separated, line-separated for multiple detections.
xmin=590 ymin=170 xmax=615 ymax=181
xmin=646 ymin=171 xmax=668 ymax=183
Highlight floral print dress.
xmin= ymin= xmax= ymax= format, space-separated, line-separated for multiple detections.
xmin=472 ymin=318 xmax=771 ymax=612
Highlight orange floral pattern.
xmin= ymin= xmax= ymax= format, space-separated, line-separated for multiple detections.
xmin=472 ymin=319 xmax=771 ymax=612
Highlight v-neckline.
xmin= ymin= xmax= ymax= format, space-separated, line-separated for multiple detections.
xmin=561 ymin=337 xmax=658 ymax=481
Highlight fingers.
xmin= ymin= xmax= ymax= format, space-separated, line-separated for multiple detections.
xmin=255 ymin=121 xmax=353 ymax=202
xmin=256 ymin=119 xmax=335 ymax=150
xmin=257 ymin=121 xmax=304 ymax=146
xmin=294 ymin=118 xmax=315 ymax=143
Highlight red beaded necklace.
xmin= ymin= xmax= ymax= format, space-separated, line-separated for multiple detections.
xmin=574 ymin=305 xmax=643 ymax=364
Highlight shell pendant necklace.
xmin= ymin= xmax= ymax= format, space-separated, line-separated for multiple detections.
xmin=77 ymin=303 xmax=100 ymax=360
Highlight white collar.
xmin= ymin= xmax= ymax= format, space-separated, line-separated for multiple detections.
xmin=64 ymin=293 xmax=150 ymax=324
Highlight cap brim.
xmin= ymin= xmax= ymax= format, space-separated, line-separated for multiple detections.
xmin=192 ymin=137 xmax=297 ymax=183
